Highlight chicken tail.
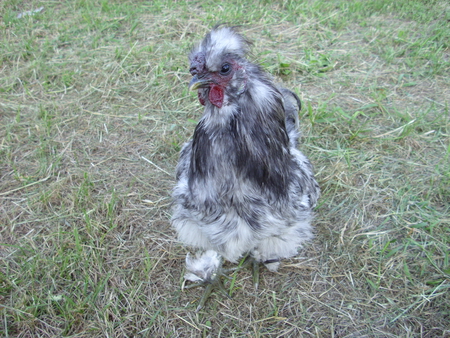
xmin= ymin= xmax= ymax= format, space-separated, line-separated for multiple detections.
xmin=281 ymin=88 xmax=301 ymax=148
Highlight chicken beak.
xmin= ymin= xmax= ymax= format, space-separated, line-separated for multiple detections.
xmin=189 ymin=76 xmax=208 ymax=91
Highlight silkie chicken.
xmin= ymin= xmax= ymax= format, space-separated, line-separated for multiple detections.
xmin=171 ymin=26 xmax=320 ymax=311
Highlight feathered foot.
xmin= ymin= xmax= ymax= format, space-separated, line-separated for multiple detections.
xmin=183 ymin=251 xmax=281 ymax=310
xmin=183 ymin=250 xmax=231 ymax=312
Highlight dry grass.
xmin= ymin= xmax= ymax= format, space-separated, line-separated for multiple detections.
xmin=1 ymin=0 xmax=449 ymax=337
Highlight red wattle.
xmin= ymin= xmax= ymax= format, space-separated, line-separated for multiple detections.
xmin=209 ymin=85 xmax=224 ymax=108
xmin=198 ymin=91 xmax=206 ymax=106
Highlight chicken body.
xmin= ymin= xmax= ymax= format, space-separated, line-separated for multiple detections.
xmin=172 ymin=26 xmax=319 ymax=287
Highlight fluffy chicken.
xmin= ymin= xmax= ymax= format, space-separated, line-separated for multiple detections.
xmin=171 ymin=26 xmax=320 ymax=310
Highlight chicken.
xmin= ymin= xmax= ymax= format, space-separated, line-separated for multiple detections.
xmin=171 ymin=26 xmax=320 ymax=310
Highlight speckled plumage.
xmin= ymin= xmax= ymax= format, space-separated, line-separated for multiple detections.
xmin=171 ymin=26 xmax=320 ymax=282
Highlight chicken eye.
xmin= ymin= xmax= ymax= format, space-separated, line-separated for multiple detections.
xmin=220 ymin=63 xmax=231 ymax=75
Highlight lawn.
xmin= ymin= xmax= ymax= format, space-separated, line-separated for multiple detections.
xmin=1 ymin=0 xmax=449 ymax=337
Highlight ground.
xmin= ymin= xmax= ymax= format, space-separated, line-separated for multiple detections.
xmin=0 ymin=0 xmax=449 ymax=337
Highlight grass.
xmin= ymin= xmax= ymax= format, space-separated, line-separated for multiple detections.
xmin=1 ymin=0 xmax=449 ymax=336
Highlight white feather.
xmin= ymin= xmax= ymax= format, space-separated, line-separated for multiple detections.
xmin=172 ymin=26 xmax=320 ymax=281
xmin=185 ymin=250 xmax=222 ymax=282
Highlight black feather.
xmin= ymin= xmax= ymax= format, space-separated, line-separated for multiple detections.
xmin=172 ymin=26 xmax=320 ymax=267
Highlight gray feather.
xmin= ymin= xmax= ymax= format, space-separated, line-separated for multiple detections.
xmin=172 ymin=26 xmax=320 ymax=270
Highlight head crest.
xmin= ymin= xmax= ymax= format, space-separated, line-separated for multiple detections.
xmin=191 ymin=26 xmax=251 ymax=63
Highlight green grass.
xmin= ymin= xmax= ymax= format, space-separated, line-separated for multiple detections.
xmin=1 ymin=0 xmax=449 ymax=336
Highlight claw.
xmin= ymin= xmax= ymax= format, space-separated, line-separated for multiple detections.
xmin=183 ymin=251 xmax=277 ymax=310
xmin=234 ymin=255 xmax=261 ymax=290
xmin=195 ymin=276 xmax=231 ymax=312
xmin=196 ymin=283 xmax=214 ymax=312
xmin=252 ymin=259 xmax=260 ymax=290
